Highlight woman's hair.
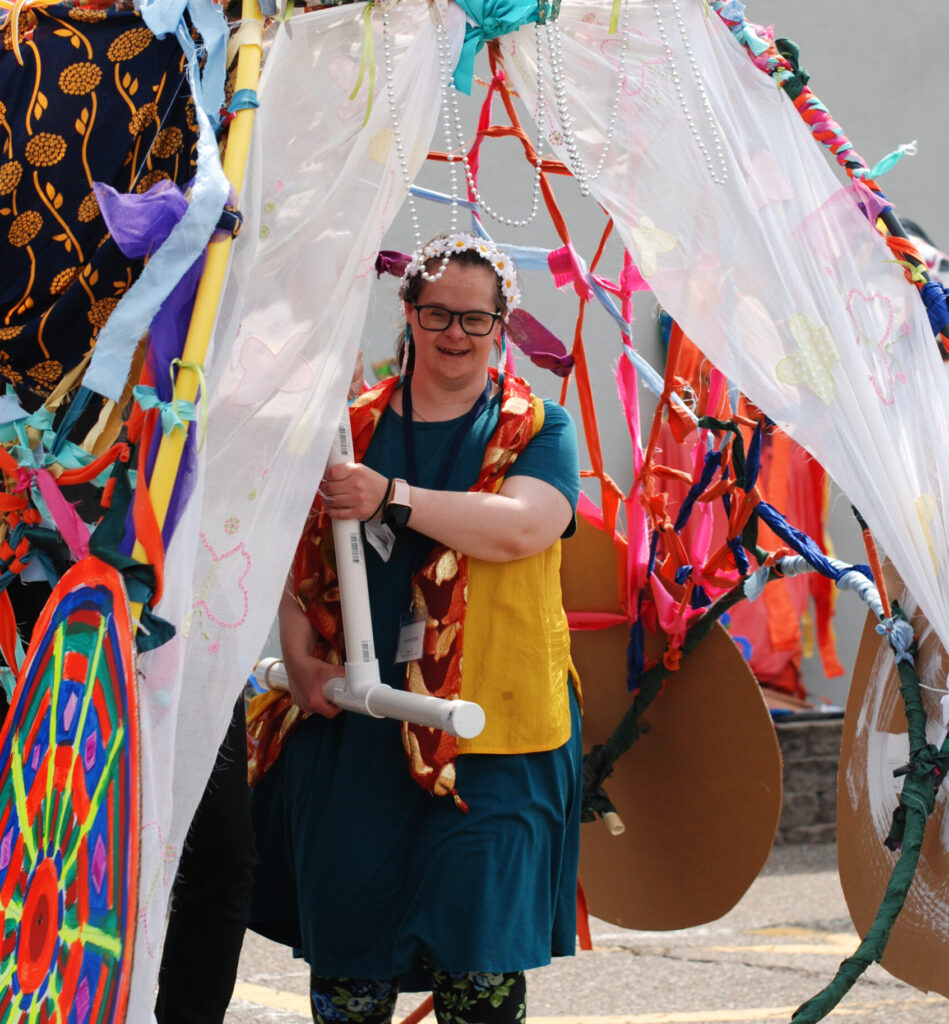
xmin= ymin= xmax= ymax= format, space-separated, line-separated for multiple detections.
xmin=395 ymin=237 xmax=515 ymax=374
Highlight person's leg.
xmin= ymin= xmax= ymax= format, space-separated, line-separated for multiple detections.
xmin=309 ymin=973 xmax=399 ymax=1024
xmin=154 ymin=698 xmax=257 ymax=1023
xmin=429 ymin=967 xmax=527 ymax=1024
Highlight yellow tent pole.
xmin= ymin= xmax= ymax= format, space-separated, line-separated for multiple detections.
xmin=129 ymin=0 xmax=265 ymax=621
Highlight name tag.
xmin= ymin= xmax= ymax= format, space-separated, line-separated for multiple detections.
xmin=395 ymin=608 xmax=427 ymax=664
xmin=364 ymin=519 xmax=396 ymax=562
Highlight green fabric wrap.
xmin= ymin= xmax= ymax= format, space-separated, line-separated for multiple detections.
xmin=792 ymin=606 xmax=949 ymax=1023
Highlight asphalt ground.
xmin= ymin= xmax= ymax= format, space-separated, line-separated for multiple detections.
xmin=223 ymin=843 xmax=949 ymax=1024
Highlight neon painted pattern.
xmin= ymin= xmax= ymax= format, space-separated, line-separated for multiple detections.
xmin=0 ymin=557 xmax=138 ymax=1023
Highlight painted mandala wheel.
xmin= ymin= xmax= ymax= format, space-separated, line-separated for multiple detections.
xmin=0 ymin=557 xmax=139 ymax=1023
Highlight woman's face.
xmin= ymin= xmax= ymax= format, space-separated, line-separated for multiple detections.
xmin=403 ymin=260 xmax=502 ymax=395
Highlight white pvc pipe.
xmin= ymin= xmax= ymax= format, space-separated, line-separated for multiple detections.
xmin=256 ymin=414 xmax=486 ymax=742
xmin=256 ymin=657 xmax=486 ymax=740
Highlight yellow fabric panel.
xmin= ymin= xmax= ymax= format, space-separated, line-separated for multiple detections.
xmin=458 ymin=540 xmax=573 ymax=754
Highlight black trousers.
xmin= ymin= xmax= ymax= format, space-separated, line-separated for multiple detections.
xmin=154 ymin=697 xmax=257 ymax=1024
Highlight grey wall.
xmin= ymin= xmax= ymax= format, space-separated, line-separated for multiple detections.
xmin=360 ymin=1 xmax=949 ymax=707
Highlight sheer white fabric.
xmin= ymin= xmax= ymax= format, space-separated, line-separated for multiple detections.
xmin=504 ymin=1 xmax=949 ymax=653
xmin=129 ymin=0 xmax=949 ymax=1014
xmin=129 ymin=4 xmax=464 ymax=1015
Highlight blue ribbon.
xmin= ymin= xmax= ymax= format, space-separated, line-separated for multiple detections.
xmin=133 ymin=385 xmax=197 ymax=436
xmin=758 ymin=501 xmax=872 ymax=583
xmin=921 ymin=280 xmax=949 ymax=336
xmin=452 ymin=0 xmax=547 ymax=94
xmin=674 ymin=449 xmax=722 ymax=532
xmin=744 ymin=419 xmax=763 ymax=491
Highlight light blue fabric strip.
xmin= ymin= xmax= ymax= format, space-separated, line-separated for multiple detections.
xmin=139 ymin=0 xmax=226 ymax=123
xmin=83 ymin=33 xmax=229 ymax=401
xmin=0 ymin=393 xmax=28 ymax=429
xmin=623 ymin=345 xmax=666 ymax=403
xmin=408 ymin=185 xmax=478 ymax=212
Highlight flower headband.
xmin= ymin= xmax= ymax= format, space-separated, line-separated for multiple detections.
xmin=401 ymin=233 xmax=521 ymax=312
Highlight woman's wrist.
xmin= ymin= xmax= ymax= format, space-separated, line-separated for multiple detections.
xmin=362 ymin=477 xmax=393 ymax=523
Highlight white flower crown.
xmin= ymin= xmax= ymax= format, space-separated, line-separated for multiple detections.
xmin=402 ymin=234 xmax=521 ymax=312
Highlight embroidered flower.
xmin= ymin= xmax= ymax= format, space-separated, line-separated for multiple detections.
xmin=77 ymin=191 xmax=100 ymax=223
xmin=401 ymin=233 xmax=521 ymax=311
xmin=107 ymin=26 xmax=152 ymax=62
xmin=135 ymin=169 xmax=170 ymax=194
xmin=59 ymin=62 xmax=102 ymax=96
xmin=26 ymin=360 xmax=62 ymax=388
xmin=309 ymin=991 xmax=347 ymax=1021
xmin=0 ymin=160 xmax=22 ymax=194
xmin=50 ymin=267 xmax=79 ymax=295
xmin=69 ymin=7 xmax=107 ymax=20
xmin=8 ymin=210 xmax=42 ymax=247
xmin=87 ymin=296 xmax=119 ymax=329
xmin=24 ymin=132 xmax=67 ymax=168
xmin=129 ymin=102 xmax=158 ymax=136
xmin=152 ymin=126 xmax=183 ymax=159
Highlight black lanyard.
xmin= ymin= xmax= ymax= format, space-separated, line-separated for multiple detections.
xmin=398 ymin=376 xmax=492 ymax=577
xmin=401 ymin=376 xmax=492 ymax=489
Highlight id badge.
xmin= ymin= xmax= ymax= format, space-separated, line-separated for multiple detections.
xmin=364 ymin=519 xmax=396 ymax=562
xmin=395 ymin=607 xmax=427 ymax=664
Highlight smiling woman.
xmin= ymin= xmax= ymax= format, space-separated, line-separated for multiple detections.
xmin=247 ymin=232 xmax=583 ymax=1024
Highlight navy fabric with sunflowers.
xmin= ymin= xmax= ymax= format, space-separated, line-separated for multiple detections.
xmin=0 ymin=5 xmax=198 ymax=408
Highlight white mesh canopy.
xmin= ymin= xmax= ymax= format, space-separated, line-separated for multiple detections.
xmin=131 ymin=1 xmax=949 ymax=1016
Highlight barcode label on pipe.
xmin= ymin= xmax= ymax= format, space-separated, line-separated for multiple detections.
xmin=361 ymin=641 xmax=371 ymax=661
xmin=350 ymin=533 xmax=361 ymax=564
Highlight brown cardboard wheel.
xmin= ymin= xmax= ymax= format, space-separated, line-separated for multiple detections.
xmin=564 ymin=517 xmax=783 ymax=931
xmin=837 ymin=566 xmax=949 ymax=997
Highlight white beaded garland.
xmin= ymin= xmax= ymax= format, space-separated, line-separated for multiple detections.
xmin=439 ymin=22 xmax=547 ymax=229
xmin=544 ymin=0 xmax=632 ymax=198
xmin=382 ymin=8 xmax=461 ymax=282
xmin=652 ymin=0 xmax=729 ymax=186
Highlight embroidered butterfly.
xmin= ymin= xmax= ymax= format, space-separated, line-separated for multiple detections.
xmin=629 ymin=217 xmax=676 ymax=278
xmin=775 ymin=313 xmax=840 ymax=406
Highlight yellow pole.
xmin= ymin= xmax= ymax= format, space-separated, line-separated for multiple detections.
xmin=129 ymin=0 xmax=265 ymax=621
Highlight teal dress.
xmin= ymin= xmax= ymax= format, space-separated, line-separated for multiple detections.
xmin=250 ymin=392 xmax=582 ymax=987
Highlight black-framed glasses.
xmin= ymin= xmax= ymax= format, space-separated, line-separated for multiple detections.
xmin=413 ymin=305 xmax=502 ymax=336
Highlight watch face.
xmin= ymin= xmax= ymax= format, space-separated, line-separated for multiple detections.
xmin=385 ymin=502 xmax=412 ymax=529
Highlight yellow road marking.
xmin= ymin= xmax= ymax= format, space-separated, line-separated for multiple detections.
xmin=231 ymin=982 xmax=310 ymax=1013
xmin=229 ymin=984 xmax=944 ymax=1023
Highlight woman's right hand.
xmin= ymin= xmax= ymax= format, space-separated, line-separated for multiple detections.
xmin=283 ymin=649 xmax=344 ymax=718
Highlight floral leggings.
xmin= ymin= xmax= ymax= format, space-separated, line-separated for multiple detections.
xmin=309 ymin=966 xmax=527 ymax=1024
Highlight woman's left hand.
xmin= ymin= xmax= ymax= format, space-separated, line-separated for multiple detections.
xmin=322 ymin=462 xmax=390 ymax=521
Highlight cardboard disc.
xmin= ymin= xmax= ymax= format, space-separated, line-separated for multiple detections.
xmin=838 ymin=568 xmax=949 ymax=997
xmin=563 ymin=517 xmax=783 ymax=931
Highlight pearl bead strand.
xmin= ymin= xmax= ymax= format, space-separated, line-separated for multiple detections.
xmin=545 ymin=0 xmax=632 ymax=198
xmin=382 ymin=8 xmax=461 ymax=281
xmin=440 ymin=22 xmax=547 ymax=228
xmin=652 ymin=0 xmax=729 ymax=185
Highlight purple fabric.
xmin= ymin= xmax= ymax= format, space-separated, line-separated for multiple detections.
xmin=505 ymin=309 xmax=574 ymax=377
xmin=94 ymin=179 xmax=189 ymax=259
xmin=97 ymin=178 xmax=204 ymax=552
xmin=376 ymin=250 xmax=412 ymax=277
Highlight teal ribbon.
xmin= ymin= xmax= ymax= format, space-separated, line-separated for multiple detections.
xmin=853 ymin=141 xmax=917 ymax=180
xmin=133 ymin=385 xmax=197 ymax=436
xmin=228 ymin=88 xmax=260 ymax=113
xmin=452 ymin=0 xmax=553 ymax=95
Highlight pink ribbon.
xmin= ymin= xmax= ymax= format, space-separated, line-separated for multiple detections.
xmin=16 ymin=467 xmax=90 ymax=562
xmin=547 ymin=243 xmax=594 ymax=301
